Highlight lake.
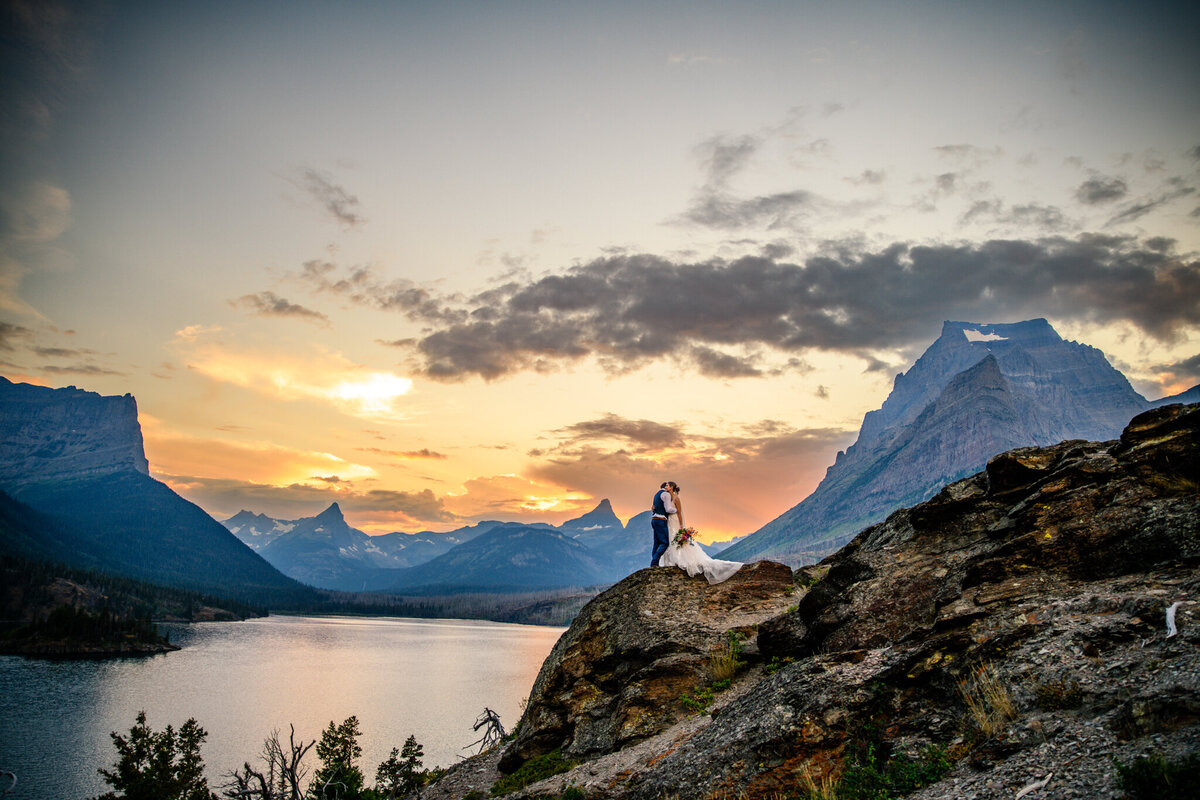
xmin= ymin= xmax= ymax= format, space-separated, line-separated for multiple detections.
xmin=0 ymin=614 xmax=565 ymax=800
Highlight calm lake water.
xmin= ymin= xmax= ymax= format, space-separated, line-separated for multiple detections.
xmin=0 ymin=614 xmax=565 ymax=800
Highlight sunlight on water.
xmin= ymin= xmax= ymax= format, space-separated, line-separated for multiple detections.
xmin=0 ymin=615 xmax=564 ymax=800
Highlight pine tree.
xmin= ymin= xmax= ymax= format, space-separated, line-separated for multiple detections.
xmin=311 ymin=716 xmax=364 ymax=799
xmin=94 ymin=711 xmax=215 ymax=800
xmin=373 ymin=735 xmax=425 ymax=799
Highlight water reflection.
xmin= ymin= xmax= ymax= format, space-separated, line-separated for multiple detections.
xmin=0 ymin=615 xmax=563 ymax=800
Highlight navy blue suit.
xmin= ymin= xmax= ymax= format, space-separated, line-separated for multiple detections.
xmin=650 ymin=489 xmax=672 ymax=566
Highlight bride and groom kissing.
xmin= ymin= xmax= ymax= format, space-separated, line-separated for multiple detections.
xmin=650 ymin=480 xmax=743 ymax=585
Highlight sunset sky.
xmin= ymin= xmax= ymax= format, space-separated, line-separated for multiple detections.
xmin=2 ymin=0 xmax=1197 ymax=541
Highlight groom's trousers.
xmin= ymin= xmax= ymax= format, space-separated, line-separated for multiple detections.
xmin=650 ymin=516 xmax=670 ymax=566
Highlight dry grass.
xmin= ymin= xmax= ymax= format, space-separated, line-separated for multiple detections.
xmin=708 ymin=632 xmax=746 ymax=683
xmin=801 ymin=767 xmax=840 ymax=799
xmin=958 ymin=662 xmax=1018 ymax=737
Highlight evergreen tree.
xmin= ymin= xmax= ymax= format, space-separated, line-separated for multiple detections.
xmin=373 ymin=736 xmax=425 ymax=799
xmin=94 ymin=711 xmax=215 ymax=800
xmin=311 ymin=717 xmax=364 ymax=799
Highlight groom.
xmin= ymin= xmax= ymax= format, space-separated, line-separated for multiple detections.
xmin=650 ymin=481 xmax=677 ymax=567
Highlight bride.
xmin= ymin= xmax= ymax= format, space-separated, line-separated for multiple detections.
xmin=658 ymin=483 xmax=743 ymax=584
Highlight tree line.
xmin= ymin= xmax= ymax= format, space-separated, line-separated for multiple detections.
xmin=92 ymin=711 xmax=446 ymax=800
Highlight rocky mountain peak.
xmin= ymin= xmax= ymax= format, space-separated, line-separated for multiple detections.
xmin=315 ymin=502 xmax=345 ymax=522
xmin=0 ymin=378 xmax=150 ymax=491
xmin=724 ymin=318 xmax=1154 ymax=563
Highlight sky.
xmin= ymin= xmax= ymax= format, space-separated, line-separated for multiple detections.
xmin=2 ymin=0 xmax=1198 ymax=542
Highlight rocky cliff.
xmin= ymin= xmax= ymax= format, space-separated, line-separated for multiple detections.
xmin=0 ymin=377 xmax=150 ymax=488
xmin=725 ymin=319 xmax=1163 ymax=564
xmin=0 ymin=379 xmax=312 ymax=606
xmin=420 ymin=404 xmax=1198 ymax=800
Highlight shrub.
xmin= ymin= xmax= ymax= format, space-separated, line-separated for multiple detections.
xmin=680 ymin=686 xmax=715 ymax=713
xmin=1034 ymin=679 xmax=1082 ymax=711
xmin=490 ymin=749 xmax=577 ymax=796
xmin=1114 ymin=753 xmax=1200 ymax=800
xmin=835 ymin=744 xmax=951 ymax=800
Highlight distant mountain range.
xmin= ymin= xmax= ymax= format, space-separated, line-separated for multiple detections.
xmin=221 ymin=497 xmax=697 ymax=592
xmin=723 ymin=318 xmax=1199 ymax=564
xmin=0 ymin=378 xmax=314 ymax=606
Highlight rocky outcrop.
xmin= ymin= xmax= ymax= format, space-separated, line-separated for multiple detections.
xmin=422 ymin=404 xmax=1199 ymax=800
xmin=725 ymin=319 xmax=1167 ymax=564
xmin=0 ymin=377 xmax=149 ymax=488
xmin=499 ymin=560 xmax=795 ymax=771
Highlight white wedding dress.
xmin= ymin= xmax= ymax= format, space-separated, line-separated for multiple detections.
xmin=659 ymin=513 xmax=743 ymax=584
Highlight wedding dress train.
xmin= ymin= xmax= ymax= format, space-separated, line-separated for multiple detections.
xmin=659 ymin=513 xmax=743 ymax=584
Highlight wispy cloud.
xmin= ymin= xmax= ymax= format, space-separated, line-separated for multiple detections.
xmin=1076 ymin=176 xmax=1128 ymax=205
xmin=297 ymin=169 xmax=365 ymax=229
xmin=357 ymin=447 xmax=448 ymax=460
xmin=234 ymin=291 xmax=329 ymax=325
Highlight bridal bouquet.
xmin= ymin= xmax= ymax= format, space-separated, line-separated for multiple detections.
xmin=673 ymin=527 xmax=697 ymax=547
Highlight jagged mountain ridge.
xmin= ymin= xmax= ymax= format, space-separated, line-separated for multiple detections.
xmin=225 ymin=500 xmax=646 ymax=592
xmin=0 ymin=379 xmax=314 ymax=606
xmin=723 ymin=318 xmax=1191 ymax=564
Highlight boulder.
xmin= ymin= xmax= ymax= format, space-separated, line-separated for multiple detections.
xmin=499 ymin=560 xmax=794 ymax=771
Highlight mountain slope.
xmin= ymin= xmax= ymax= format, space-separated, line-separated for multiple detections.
xmin=383 ymin=523 xmax=611 ymax=593
xmin=0 ymin=379 xmax=312 ymax=606
xmin=723 ymin=319 xmax=1154 ymax=564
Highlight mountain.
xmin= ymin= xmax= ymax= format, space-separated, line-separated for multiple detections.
xmin=223 ymin=498 xmax=650 ymax=592
xmin=0 ymin=379 xmax=312 ymax=606
xmin=382 ymin=522 xmax=611 ymax=593
xmin=222 ymin=509 xmax=513 ymax=591
xmin=723 ymin=318 xmax=1174 ymax=564
xmin=559 ymin=499 xmax=624 ymax=539
xmin=432 ymin=403 xmax=1198 ymax=799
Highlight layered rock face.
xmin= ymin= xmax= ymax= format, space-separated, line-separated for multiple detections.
xmin=428 ymin=404 xmax=1198 ymax=800
xmin=0 ymin=377 xmax=149 ymax=488
xmin=725 ymin=318 xmax=1155 ymax=564
xmin=499 ymin=560 xmax=795 ymax=771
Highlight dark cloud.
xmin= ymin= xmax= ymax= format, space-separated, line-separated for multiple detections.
xmin=682 ymin=190 xmax=817 ymax=230
xmin=40 ymin=363 xmax=123 ymax=376
xmin=553 ymin=414 xmax=686 ymax=452
xmin=300 ymin=260 xmax=460 ymax=323
xmin=962 ymin=200 xmax=1067 ymax=230
xmin=1106 ymin=182 xmax=1196 ymax=226
xmin=688 ymin=345 xmax=763 ymax=378
xmin=1151 ymin=352 xmax=1200 ymax=384
xmin=320 ymin=235 xmax=1199 ymax=381
xmin=760 ymin=241 xmax=795 ymax=260
xmin=235 ymin=291 xmax=329 ymax=324
xmin=32 ymin=345 xmax=90 ymax=358
xmin=0 ymin=320 xmax=33 ymax=350
xmin=1075 ymin=176 xmax=1128 ymax=205
xmin=298 ymin=169 xmax=365 ymax=229
xmin=680 ymin=134 xmax=819 ymax=231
